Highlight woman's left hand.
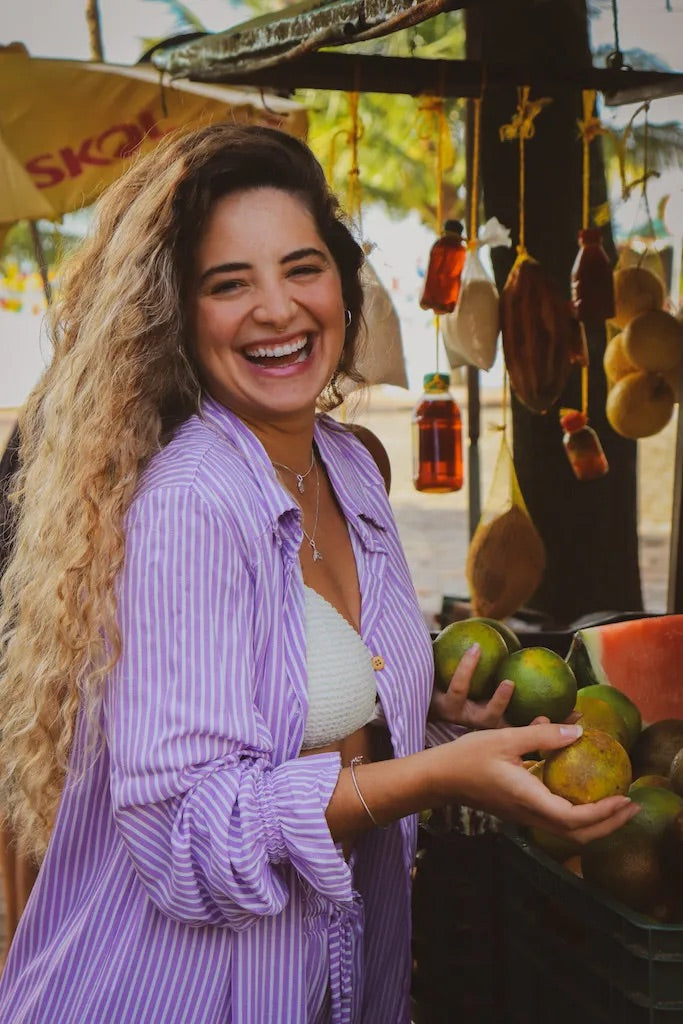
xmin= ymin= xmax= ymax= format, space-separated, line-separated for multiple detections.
xmin=428 ymin=643 xmax=514 ymax=730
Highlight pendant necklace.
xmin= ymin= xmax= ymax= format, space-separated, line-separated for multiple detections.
xmin=271 ymin=449 xmax=315 ymax=494
xmin=301 ymin=460 xmax=323 ymax=562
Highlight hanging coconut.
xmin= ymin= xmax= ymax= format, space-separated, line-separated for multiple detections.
xmin=466 ymin=504 xmax=547 ymax=620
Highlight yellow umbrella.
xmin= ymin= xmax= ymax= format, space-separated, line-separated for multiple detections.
xmin=0 ymin=42 xmax=307 ymax=229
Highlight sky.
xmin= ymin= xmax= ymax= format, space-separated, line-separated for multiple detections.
xmin=2 ymin=0 xmax=683 ymax=406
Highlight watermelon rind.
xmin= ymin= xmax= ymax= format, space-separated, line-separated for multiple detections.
xmin=565 ymin=630 xmax=609 ymax=688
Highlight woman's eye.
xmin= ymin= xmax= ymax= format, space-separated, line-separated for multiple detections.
xmin=211 ymin=279 xmax=244 ymax=294
xmin=289 ymin=264 xmax=322 ymax=278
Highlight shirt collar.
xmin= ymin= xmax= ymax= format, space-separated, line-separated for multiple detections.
xmin=199 ymin=395 xmax=391 ymax=550
xmin=199 ymin=393 xmax=297 ymax=526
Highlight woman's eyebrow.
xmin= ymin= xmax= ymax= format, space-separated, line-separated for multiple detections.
xmin=199 ymin=261 xmax=250 ymax=284
xmin=281 ymin=247 xmax=328 ymax=264
xmin=199 ymin=247 xmax=328 ymax=284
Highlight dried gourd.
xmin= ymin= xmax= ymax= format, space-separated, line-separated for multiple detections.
xmin=501 ymin=253 xmax=574 ymax=414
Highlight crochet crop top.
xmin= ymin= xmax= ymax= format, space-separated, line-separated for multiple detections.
xmin=301 ymin=585 xmax=378 ymax=750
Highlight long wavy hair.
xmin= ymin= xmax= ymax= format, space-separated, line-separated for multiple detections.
xmin=0 ymin=122 xmax=366 ymax=858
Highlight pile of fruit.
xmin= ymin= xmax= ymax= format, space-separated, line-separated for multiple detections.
xmin=604 ymin=266 xmax=683 ymax=439
xmin=432 ymin=614 xmax=683 ymax=922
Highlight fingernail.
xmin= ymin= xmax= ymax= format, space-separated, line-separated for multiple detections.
xmin=467 ymin=643 xmax=480 ymax=655
xmin=498 ymin=679 xmax=514 ymax=691
xmin=559 ymin=724 xmax=583 ymax=738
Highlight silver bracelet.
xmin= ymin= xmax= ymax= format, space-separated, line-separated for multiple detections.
xmin=349 ymin=755 xmax=389 ymax=830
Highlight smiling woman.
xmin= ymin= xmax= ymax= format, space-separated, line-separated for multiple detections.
xmin=0 ymin=123 xmax=638 ymax=1024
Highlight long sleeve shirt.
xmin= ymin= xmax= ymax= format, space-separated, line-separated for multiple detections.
xmin=0 ymin=395 xmax=434 ymax=1023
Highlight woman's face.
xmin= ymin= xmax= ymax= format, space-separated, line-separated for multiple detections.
xmin=191 ymin=187 xmax=347 ymax=427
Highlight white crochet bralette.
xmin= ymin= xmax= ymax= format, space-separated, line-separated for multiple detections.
xmin=301 ymin=585 xmax=378 ymax=750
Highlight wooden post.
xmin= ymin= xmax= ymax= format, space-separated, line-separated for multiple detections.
xmin=85 ymin=0 xmax=105 ymax=62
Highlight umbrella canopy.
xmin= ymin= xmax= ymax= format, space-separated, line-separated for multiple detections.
xmin=0 ymin=42 xmax=307 ymax=230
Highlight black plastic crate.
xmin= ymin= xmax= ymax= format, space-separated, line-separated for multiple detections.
xmin=499 ymin=828 xmax=683 ymax=1023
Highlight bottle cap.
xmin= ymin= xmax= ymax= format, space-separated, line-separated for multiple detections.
xmin=443 ymin=219 xmax=464 ymax=235
xmin=560 ymin=409 xmax=587 ymax=432
xmin=423 ymin=372 xmax=451 ymax=393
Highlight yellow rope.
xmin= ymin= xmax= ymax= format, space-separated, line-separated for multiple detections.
xmin=577 ymin=90 xmax=606 ymax=230
xmin=346 ymin=91 xmax=362 ymax=227
xmin=468 ymin=96 xmax=482 ymax=249
xmin=499 ymin=86 xmax=552 ymax=257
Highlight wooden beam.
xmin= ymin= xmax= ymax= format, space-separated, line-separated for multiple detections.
xmin=159 ymin=51 xmax=683 ymax=106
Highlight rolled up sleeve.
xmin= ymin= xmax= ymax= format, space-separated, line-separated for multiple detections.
xmin=106 ymin=484 xmax=353 ymax=930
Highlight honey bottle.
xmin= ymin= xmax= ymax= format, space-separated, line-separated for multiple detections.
xmin=560 ymin=409 xmax=609 ymax=481
xmin=412 ymin=373 xmax=463 ymax=492
xmin=419 ymin=220 xmax=467 ymax=314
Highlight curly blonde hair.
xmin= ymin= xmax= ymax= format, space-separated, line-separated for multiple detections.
xmin=0 ymin=122 xmax=365 ymax=858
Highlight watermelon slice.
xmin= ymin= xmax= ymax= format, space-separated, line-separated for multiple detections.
xmin=566 ymin=615 xmax=683 ymax=726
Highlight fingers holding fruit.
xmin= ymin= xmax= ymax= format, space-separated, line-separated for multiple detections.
xmin=430 ymin=640 xmax=516 ymax=729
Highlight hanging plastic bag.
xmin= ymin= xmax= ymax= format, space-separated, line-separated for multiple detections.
xmin=339 ymin=256 xmax=408 ymax=395
xmin=441 ymin=218 xmax=511 ymax=372
xmin=466 ymin=437 xmax=546 ymax=619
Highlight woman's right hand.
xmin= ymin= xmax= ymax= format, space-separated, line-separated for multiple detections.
xmin=426 ymin=722 xmax=639 ymax=845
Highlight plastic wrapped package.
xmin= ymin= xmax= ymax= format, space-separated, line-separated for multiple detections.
xmin=441 ymin=218 xmax=511 ymax=371
xmin=339 ymin=257 xmax=408 ymax=395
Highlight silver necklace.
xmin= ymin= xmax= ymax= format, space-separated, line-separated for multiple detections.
xmin=271 ymin=449 xmax=315 ymax=494
xmin=301 ymin=460 xmax=323 ymax=562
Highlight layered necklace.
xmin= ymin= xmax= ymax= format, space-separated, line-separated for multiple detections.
xmin=271 ymin=450 xmax=315 ymax=494
xmin=272 ymin=452 xmax=323 ymax=562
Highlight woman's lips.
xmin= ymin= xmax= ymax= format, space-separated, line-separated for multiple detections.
xmin=243 ymin=334 xmax=312 ymax=367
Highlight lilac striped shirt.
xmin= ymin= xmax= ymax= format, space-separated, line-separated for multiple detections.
xmin=0 ymin=396 xmax=434 ymax=1023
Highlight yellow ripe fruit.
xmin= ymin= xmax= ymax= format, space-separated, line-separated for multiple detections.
xmin=612 ymin=266 xmax=666 ymax=328
xmin=544 ymin=728 xmax=632 ymax=805
xmin=606 ymin=371 xmax=675 ymax=439
xmin=603 ymin=331 xmax=637 ymax=388
xmin=623 ymin=310 xmax=683 ymax=373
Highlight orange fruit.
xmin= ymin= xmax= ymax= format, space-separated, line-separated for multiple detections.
xmin=543 ymin=728 xmax=631 ymax=804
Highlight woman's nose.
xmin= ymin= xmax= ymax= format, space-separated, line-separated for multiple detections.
xmin=252 ymin=284 xmax=296 ymax=328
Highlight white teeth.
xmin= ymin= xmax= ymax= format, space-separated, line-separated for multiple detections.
xmin=246 ymin=336 xmax=307 ymax=359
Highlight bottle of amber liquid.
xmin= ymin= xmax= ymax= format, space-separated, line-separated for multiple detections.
xmin=419 ymin=220 xmax=467 ymax=314
xmin=560 ymin=409 xmax=609 ymax=481
xmin=412 ymin=373 xmax=463 ymax=492
xmin=570 ymin=228 xmax=615 ymax=325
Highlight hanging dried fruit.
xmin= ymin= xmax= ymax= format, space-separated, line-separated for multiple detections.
xmin=501 ymin=253 xmax=575 ymax=414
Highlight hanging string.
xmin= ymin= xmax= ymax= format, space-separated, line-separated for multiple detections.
xmin=468 ymin=96 xmax=483 ymax=249
xmin=499 ymin=86 xmax=552 ymax=259
xmin=577 ymin=90 xmax=606 ymax=231
xmin=326 ymin=91 xmax=365 ymax=229
xmin=576 ymin=89 xmax=607 ymax=417
xmin=346 ymin=91 xmax=363 ymax=233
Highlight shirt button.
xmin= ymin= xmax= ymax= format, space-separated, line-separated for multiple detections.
xmin=372 ymin=655 xmax=385 ymax=671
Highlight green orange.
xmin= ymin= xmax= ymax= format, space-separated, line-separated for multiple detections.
xmin=493 ymin=646 xmax=577 ymax=726
xmin=575 ymin=683 xmax=641 ymax=751
xmin=432 ymin=619 xmax=507 ymax=700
